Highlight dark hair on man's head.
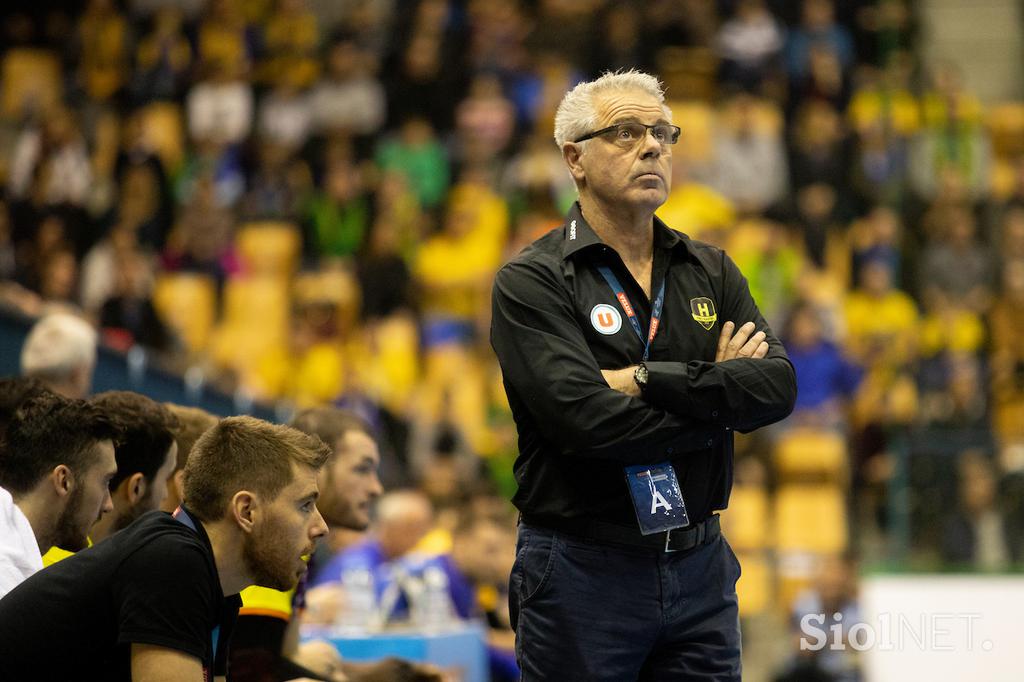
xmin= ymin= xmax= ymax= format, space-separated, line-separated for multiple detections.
xmin=0 ymin=393 xmax=121 ymax=495
xmin=89 ymin=391 xmax=179 ymax=490
xmin=164 ymin=403 xmax=219 ymax=473
xmin=183 ymin=416 xmax=331 ymax=522
xmin=0 ymin=376 xmax=52 ymax=435
xmin=289 ymin=407 xmax=372 ymax=454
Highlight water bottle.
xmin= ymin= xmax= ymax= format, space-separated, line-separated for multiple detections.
xmin=336 ymin=567 xmax=377 ymax=634
xmin=412 ymin=564 xmax=455 ymax=633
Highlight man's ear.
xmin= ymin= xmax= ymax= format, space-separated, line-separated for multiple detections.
xmin=172 ymin=470 xmax=185 ymax=499
xmin=50 ymin=464 xmax=74 ymax=499
xmin=230 ymin=491 xmax=257 ymax=533
xmin=563 ymin=142 xmax=586 ymax=184
xmin=126 ymin=472 xmax=147 ymax=506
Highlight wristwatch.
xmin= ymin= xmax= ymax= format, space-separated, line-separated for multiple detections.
xmin=634 ymin=363 xmax=649 ymax=391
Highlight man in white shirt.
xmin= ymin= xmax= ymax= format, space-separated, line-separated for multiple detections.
xmin=0 ymin=392 xmax=119 ymax=597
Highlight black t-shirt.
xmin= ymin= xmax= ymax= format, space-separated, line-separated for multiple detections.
xmin=0 ymin=510 xmax=241 ymax=682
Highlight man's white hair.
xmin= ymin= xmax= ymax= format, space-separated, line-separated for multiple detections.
xmin=553 ymin=69 xmax=671 ymax=148
xmin=20 ymin=313 xmax=98 ymax=384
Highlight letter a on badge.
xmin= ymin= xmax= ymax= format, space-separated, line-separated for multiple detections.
xmin=651 ymin=490 xmax=673 ymax=514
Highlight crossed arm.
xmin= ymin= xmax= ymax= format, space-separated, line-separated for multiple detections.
xmin=601 ymin=321 xmax=770 ymax=397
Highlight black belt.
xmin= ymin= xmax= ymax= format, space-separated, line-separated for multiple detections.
xmin=521 ymin=513 xmax=720 ymax=554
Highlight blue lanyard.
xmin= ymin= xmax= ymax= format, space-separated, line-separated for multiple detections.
xmin=596 ymin=264 xmax=666 ymax=362
xmin=173 ymin=507 xmax=220 ymax=657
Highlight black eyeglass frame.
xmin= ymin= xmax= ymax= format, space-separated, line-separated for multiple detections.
xmin=572 ymin=122 xmax=682 ymax=145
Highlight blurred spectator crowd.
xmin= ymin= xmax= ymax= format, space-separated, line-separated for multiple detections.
xmin=0 ymin=0 xmax=1023 ymax=670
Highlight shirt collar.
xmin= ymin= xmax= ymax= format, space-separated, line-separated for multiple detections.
xmin=561 ymin=201 xmax=690 ymax=260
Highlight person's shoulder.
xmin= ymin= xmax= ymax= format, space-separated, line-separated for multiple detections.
xmin=495 ymin=226 xmax=566 ymax=283
xmin=676 ymin=233 xmax=731 ymax=275
xmin=504 ymin=226 xmax=565 ymax=268
xmin=115 ymin=513 xmax=209 ymax=562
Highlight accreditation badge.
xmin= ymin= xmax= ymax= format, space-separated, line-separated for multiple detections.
xmin=624 ymin=462 xmax=690 ymax=535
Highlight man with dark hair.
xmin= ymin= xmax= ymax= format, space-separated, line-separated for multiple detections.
xmin=161 ymin=403 xmax=219 ymax=513
xmin=0 ymin=416 xmax=331 ymax=682
xmin=88 ymin=390 xmax=180 ymax=542
xmin=0 ymin=376 xmax=51 ymax=434
xmin=0 ymin=393 xmax=119 ymax=596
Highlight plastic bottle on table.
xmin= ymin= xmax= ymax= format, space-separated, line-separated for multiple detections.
xmin=336 ymin=567 xmax=377 ymax=634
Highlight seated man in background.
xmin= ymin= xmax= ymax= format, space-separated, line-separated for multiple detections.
xmin=232 ymin=407 xmax=440 ymax=682
xmin=0 ymin=415 xmax=331 ymax=682
xmin=0 ymin=392 xmax=119 ymax=596
xmin=87 ymin=390 xmax=179 ymax=543
xmin=20 ymin=312 xmax=98 ymax=399
xmin=161 ymin=403 xmax=219 ymax=513
xmin=311 ymin=488 xmax=434 ymax=588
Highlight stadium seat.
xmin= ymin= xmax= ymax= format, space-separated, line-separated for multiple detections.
xmin=1 ymin=49 xmax=62 ymax=118
xmin=774 ymin=428 xmax=848 ymax=484
xmin=139 ymin=102 xmax=185 ymax=173
xmin=735 ymin=551 xmax=772 ymax=617
xmin=987 ymin=102 xmax=1024 ymax=158
xmin=721 ymin=484 xmax=770 ymax=552
xmin=775 ymin=484 xmax=848 ymax=555
xmin=667 ymin=100 xmax=715 ymax=165
xmin=152 ymin=272 xmax=217 ymax=354
xmin=210 ymin=275 xmax=290 ymax=372
xmin=235 ymin=221 xmax=302 ymax=278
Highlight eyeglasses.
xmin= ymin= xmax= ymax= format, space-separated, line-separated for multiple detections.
xmin=573 ymin=122 xmax=681 ymax=147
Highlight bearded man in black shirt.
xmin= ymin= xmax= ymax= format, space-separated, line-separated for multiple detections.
xmin=0 ymin=416 xmax=331 ymax=682
xmin=490 ymin=70 xmax=797 ymax=681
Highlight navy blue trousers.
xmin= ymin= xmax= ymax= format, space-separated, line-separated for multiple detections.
xmin=510 ymin=523 xmax=742 ymax=681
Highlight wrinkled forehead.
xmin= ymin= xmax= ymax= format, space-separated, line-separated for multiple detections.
xmin=593 ymin=89 xmax=672 ymax=127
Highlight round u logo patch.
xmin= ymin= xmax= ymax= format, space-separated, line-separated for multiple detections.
xmin=590 ymin=304 xmax=622 ymax=335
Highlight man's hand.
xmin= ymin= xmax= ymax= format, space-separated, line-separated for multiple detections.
xmin=344 ymin=657 xmax=448 ymax=682
xmin=716 ymin=321 xmax=768 ymax=362
xmin=601 ymin=367 xmax=641 ymax=397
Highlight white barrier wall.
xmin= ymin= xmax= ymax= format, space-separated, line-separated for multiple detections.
xmin=857 ymin=575 xmax=1024 ymax=682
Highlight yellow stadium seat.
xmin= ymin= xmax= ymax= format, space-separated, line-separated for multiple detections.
xmin=721 ymin=485 xmax=770 ymax=552
xmin=152 ymin=272 xmax=217 ymax=354
xmin=991 ymin=158 xmax=1017 ymax=201
xmin=667 ymin=100 xmax=715 ymax=164
xmin=2 ymin=49 xmax=62 ymax=118
xmin=293 ymin=267 xmax=361 ymax=332
xmin=774 ymin=428 xmax=848 ymax=484
xmin=210 ymin=275 xmax=290 ymax=371
xmin=139 ymin=102 xmax=185 ymax=173
xmin=735 ymin=551 xmax=772 ymax=616
xmin=236 ymin=222 xmax=302 ymax=278
xmin=988 ymin=102 xmax=1024 ymax=158
xmin=775 ymin=484 xmax=848 ymax=554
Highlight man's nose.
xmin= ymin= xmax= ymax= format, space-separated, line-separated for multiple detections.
xmin=639 ymin=128 xmax=663 ymax=158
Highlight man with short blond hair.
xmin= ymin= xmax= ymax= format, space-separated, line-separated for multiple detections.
xmin=491 ymin=70 xmax=796 ymax=680
xmin=0 ymin=416 xmax=331 ymax=682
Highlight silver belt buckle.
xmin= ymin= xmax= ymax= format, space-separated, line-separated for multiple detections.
xmin=664 ymin=528 xmax=679 ymax=553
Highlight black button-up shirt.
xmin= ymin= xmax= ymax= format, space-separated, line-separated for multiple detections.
xmin=490 ymin=203 xmax=796 ymax=528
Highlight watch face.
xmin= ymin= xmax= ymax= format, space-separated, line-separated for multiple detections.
xmin=635 ymin=365 xmax=649 ymax=386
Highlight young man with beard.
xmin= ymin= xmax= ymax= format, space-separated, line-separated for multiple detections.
xmin=0 ymin=416 xmax=331 ymax=682
xmin=232 ymin=407 xmax=440 ymax=682
xmin=87 ymin=390 xmax=179 ymax=542
xmin=0 ymin=392 xmax=119 ymax=596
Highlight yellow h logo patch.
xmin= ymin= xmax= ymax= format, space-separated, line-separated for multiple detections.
xmin=690 ymin=297 xmax=717 ymax=331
